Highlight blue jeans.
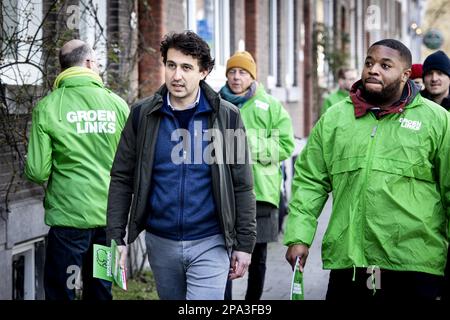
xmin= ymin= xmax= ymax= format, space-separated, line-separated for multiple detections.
xmin=44 ymin=227 xmax=112 ymax=300
xmin=145 ymin=232 xmax=229 ymax=300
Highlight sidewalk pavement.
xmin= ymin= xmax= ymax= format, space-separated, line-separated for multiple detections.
xmin=231 ymin=197 xmax=332 ymax=300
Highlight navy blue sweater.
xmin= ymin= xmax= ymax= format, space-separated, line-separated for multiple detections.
xmin=146 ymin=91 xmax=220 ymax=240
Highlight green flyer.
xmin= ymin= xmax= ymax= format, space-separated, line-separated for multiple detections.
xmin=93 ymin=240 xmax=127 ymax=290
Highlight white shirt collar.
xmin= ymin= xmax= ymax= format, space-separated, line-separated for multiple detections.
xmin=167 ymin=88 xmax=201 ymax=111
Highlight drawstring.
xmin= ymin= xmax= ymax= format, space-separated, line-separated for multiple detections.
xmin=351 ymin=265 xmax=378 ymax=295
xmin=370 ymin=265 xmax=378 ymax=296
xmin=352 ymin=265 xmax=356 ymax=281
xmin=58 ymin=86 xmax=65 ymax=121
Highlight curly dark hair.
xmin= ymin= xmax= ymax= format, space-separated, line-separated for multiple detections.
xmin=160 ymin=31 xmax=215 ymax=74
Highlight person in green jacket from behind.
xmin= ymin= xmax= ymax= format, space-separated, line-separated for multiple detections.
xmin=320 ymin=67 xmax=358 ymax=116
xmin=285 ymin=39 xmax=450 ymax=300
xmin=25 ymin=40 xmax=129 ymax=300
xmin=220 ymin=51 xmax=295 ymax=300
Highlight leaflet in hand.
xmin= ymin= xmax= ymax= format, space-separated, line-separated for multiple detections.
xmin=93 ymin=239 xmax=127 ymax=290
xmin=290 ymin=256 xmax=304 ymax=300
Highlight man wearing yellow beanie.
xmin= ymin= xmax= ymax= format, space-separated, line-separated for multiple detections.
xmin=220 ymin=51 xmax=295 ymax=300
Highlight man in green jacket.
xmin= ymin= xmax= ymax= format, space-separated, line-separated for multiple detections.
xmin=320 ymin=67 xmax=358 ymax=116
xmin=220 ymin=51 xmax=295 ymax=300
xmin=25 ymin=40 xmax=129 ymax=300
xmin=285 ymin=39 xmax=450 ymax=300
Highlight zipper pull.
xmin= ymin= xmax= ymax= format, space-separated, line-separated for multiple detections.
xmin=371 ymin=125 xmax=378 ymax=137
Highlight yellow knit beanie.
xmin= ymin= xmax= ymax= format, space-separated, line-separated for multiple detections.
xmin=226 ymin=51 xmax=257 ymax=79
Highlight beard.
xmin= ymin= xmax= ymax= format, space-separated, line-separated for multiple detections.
xmin=361 ymin=79 xmax=402 ymax=106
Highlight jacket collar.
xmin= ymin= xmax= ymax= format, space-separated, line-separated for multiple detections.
xmin=53 ymin=66 xmax=103 ymax=89
xmin=150 ymin=80 xmax=221 ymax=115
xmin=350 ymin=79 xmax=419 ymax=118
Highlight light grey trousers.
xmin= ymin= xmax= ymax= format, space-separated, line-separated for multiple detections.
xmin=145 ymin=232 xmax=230 ymax=300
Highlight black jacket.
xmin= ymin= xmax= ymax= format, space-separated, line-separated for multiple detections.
xmin=421 ymin=88 xmax=450 ymax=110
xmin=106 ymin=81 xmax=256 ymax=253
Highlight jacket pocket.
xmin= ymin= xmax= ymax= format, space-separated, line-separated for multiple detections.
xmin=371 ymin=156 xmax=434 ymax=182
xmin=330 ymin=157 xmax=365 ymax=175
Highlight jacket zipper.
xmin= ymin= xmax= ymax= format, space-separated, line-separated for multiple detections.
xmin=174 ymin=115 xmax=185 ymax=240
xmin=360 ymin=118 xmax=379 ymax=267
xmin=178 ymin=110 xmax=201 ymax=240
xmin=180 ymin=153 xmax=186 ymax=240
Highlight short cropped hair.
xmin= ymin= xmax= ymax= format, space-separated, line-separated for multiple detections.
xmin=369 ymin=39 xmax=412 ymax=68
xmin=160 ymin=31 xmax=215 ymax=74
xmin=336 ymin=67 xmax=355 ymax=80
xmin=59 ymin=44 xmax=92 ymax=70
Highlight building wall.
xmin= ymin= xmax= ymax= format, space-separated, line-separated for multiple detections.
xmin=0 ymin=249 xmax=12 ymax=300
xmin=0 ymin=216 xmax=10 ymax=299
xmin=165 ymin=0 xmax=186 ymax=32
xmin=138 ymin=0 xmax=166 ymax=97
xmin=229 ymin=0 xmax=246 ymax=53
xmin=107 ymin=0 xmax=139 ymax=103
xmin=0 ymin=199 xmax=48 ymax=299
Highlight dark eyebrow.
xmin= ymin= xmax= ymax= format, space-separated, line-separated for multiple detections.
xmin=166 ymin=60 xmax=194 ymax=68
xmin=380 ymin=58 xmax=394 ymax=64
xmin=365 ymin=56 xmax=394 ymax=64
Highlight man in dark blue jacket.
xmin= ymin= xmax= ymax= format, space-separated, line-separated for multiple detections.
xmin=106 ymin=31 xmax=256 ymax=300
xmin=421 ymin=49 xmax=450 ymax=300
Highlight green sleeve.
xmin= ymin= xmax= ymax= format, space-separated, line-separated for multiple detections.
xmin=247 ymin=101 xmax=295 ymax=164
xmin=25 ymin=104 xmax=52 ymax=184
xmin=436 ymin=112 xmax=450 ymax=236
xmin=283 ymin=117 xmax=331 ymax=246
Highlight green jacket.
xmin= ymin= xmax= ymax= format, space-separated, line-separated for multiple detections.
xmin=25 ymin=67 xmax=129 ymax=228
xmin=284 ymin=94 xmax=450 ymax=275
xmin=239 ymin=84 xmax=295 ymax=207
xmin=320 ymin=89 xmax=349 ymax=116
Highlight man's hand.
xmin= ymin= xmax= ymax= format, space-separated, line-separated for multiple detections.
xmin=228 ymin=250 xmax=251 ymax=280
xmin=117 ymin=245 xmax=128 ymax=270
xmin=285 ymin=244 xmax=309 ymax=272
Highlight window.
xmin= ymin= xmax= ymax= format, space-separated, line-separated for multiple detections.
xmin=78 ymin=0 xmax=107 ymax=72
xmin=186 ymin=0 xmax=230 ymax=90
xmin=293 ymin=1 xmax=298 ymax=87
xmin=268 ymin=0 xmax=278 ymax=89
xmin=12 ymin=238 xmax=45 ymax=300
xmin=286 ymin=0 xmax=295 ymax=87
xmin=395 ymin=1 xmax=402 ymax=37
xmin=1 ymin=0 xmax=43 ymax=85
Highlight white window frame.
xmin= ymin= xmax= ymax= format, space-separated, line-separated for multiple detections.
xmin=12 ymin=238 xmax=44 ymax=300
xmin=78 ymin=0 xmax=107 ymax=73
xmin=186 ymin=0 xmax=230 ymax=90
xmin=1 ymin=0 xmax=43 ymax=85
xmin=267 ymin=0 xmax=278 ymax=89
xmin=285 ymin=0 xmax=295 ymax=88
